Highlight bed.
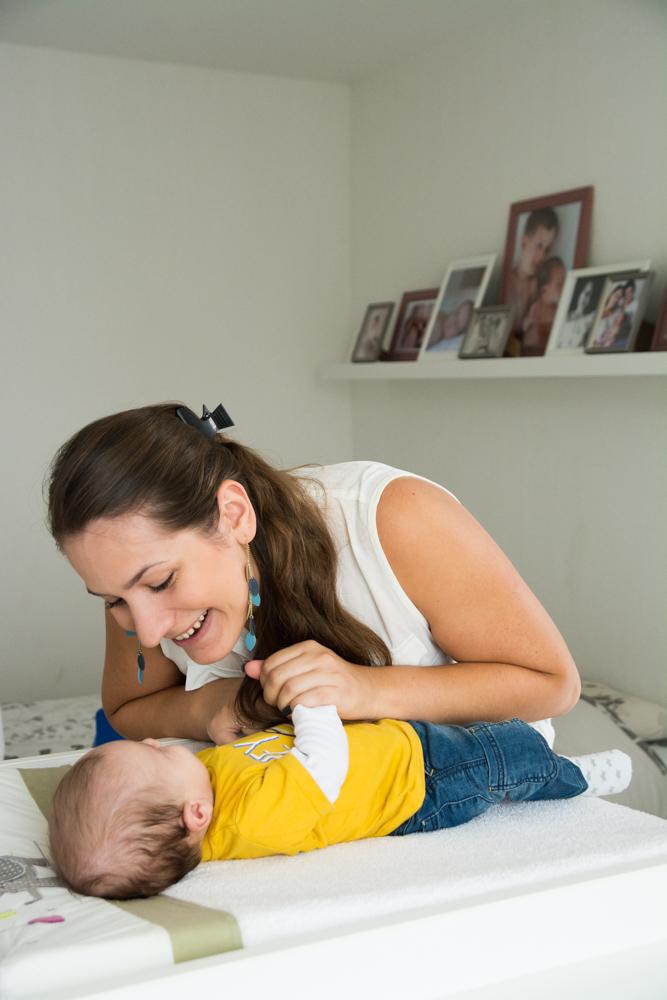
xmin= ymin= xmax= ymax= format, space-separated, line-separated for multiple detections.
xmin=2 ymin=684 xmax=667 ymax=999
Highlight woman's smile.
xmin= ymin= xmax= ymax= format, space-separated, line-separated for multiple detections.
xmin=172 ymin=607 xmax=213 ymax=646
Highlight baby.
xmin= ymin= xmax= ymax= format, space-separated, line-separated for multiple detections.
xmin=508 ymin=208 xmax=560 ymax=330
xmin=49 ymin=705 xmax=631 ymax=900
xmin=522 ymin=256 xmax=566 ymax=355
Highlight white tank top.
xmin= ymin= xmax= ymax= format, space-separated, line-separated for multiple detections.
xmin=161 ymin=460 xmax=553 ymax=745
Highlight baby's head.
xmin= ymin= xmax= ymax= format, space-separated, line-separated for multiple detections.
xmin=442 ymin=299 xmax=474 ymax=339
xmin=518 ymin=208 xmax=559 ymax=277
xmin=49 ymin=739 xmax=213 ymax=899
xmin=536 ymin=256 xmax=566 ymax=304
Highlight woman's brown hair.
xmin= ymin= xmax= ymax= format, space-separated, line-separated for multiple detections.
xmin=48 ymin=403 xmax=390 ymax=728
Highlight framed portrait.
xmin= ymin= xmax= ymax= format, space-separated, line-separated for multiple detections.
xmin=459 ymin=306 xmax=514 ymax=359
xmin=349 ymin=302 xmax=394 ymax=362
xmin=418 ymin=255 xmax=496 ymax=360
xmin=384 ymin=288 xmax=439 ymax=361
xmin=546 ymin=261 xmax=652 ymax=355
xmin=585 ymin=271 xmax=654 ymax=354
xmin=500 ymin=186 xmax=594 ymax=355
xmin=650 ymin=282 xmax=667 ymax=351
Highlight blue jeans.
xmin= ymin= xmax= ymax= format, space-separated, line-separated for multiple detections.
xmin=391 ymin=718 xmax=587 ymax=836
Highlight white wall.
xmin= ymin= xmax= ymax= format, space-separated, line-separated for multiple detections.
xmin=0 ymin=43 xmax=352 ymax=702
xmin=349 ymin=0 xmax=667 ymax=703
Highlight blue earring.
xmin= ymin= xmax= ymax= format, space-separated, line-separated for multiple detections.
xmin=126 ymin=630 xmax=145 ymax=684
xmin=245 ymin=545 xmax=260 ymax=652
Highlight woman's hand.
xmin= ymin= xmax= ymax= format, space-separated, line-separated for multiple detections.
xmin=244 ymin=645 xmax=372 ymax=719
xmin=206 ymin=704 xmax=251 ymax=745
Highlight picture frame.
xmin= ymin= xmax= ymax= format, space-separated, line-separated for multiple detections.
xmin=585 ymin=271 xmax=654 ymax=354
xmin=349 ymin=302 xmax=394 ymax=362
xmin=384 ymin=288 xmax=440 ymax=361
xmin=500 ymin=186 xmax=594 ymax=355
xmin=459 ymin=306 xmax=514 ymax=359
xmin=418 ymin=255 xmax=496 ymax=360
xmin=650 ymin=282 xmax=667 ymax=351
xmin=546 ymin=261 xmax=652 ymax=355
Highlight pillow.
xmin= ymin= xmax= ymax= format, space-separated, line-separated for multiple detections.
xmin=581 ymin=681 xmax=667 ymax=742
xmin=553 ymin=699 xmax=667 ymax=819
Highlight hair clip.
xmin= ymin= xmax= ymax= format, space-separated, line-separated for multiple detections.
xmin=175 ymin=403 xmax=234 ymax=439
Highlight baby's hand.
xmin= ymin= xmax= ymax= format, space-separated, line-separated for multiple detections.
xmin=244 ymin=659 xmax=265 ymax=680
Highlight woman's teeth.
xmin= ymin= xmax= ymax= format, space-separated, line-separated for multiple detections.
xmin=175 ymin=610 xmax=209 ymax=641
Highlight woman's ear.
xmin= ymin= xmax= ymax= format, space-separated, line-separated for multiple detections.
xmin=215 ymin=479 xmax=256 ymax=543
xmin=182 ymin=798 xmax=213 ymax=835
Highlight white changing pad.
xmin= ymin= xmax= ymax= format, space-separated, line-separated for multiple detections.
xmin=166 ymin=796 xmax=667 ymax=947
xmin=2 ymin=750 xmax=667 ymax=1000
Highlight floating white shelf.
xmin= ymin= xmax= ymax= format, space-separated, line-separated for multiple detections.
xmin=321 ymin=353 xmax=667 ymax=381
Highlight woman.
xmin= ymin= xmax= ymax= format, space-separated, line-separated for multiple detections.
xmin=47 ymin=403 xmax=580 ymax=744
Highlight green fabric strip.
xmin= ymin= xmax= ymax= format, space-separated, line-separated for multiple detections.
xmin=18 ymin=765 xmax=243 ymax=962
xmin=114 ymin=896 xmax=242 ymax=962
xmin=19 ymin=764 xmax=70 ymax=822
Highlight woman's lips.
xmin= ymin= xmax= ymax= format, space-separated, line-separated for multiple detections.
xmin=173 ymin=609 xmax=212 ymax=646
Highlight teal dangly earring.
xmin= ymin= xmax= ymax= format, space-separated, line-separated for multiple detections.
xmin=245 ymin=544 xmax=260 ymax=652
xmin=126 ymin=630 xmax=145 ymax=684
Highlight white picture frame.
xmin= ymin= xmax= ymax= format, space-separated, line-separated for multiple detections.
xmin=546 ymin=260 xmax=651 ymax=355
xmin=418 ymin=255 xmax=496 ymax=360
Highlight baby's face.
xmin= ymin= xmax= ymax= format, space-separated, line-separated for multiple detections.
xmin=97 ymin=739 xmax=213 ymax=806
xmin=520 ymin=225 xmax=556 ymax=276
xmin=542 ymin=266 xmax=565 ymax=304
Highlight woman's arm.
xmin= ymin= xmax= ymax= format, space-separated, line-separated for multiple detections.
xmin=253 ymin=477 xmax=580 ymax=725
xmin=102 ymin=611 xmax=243 ymax=742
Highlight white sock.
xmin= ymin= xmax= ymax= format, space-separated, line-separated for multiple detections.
xmin=564 ymin=749 xmax=632 ymax=796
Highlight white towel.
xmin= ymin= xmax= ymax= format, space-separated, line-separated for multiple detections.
xmin=166 ymin=797 xmax=667 ymax=949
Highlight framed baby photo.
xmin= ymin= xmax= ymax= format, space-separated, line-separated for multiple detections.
xmin=585 ymin=271 xmax=654 ymax=354
xmin=459 ymin=306 xmax=514 ymax=359
xmin=546 ymin=260 xmax=652 ymax=355
xmin=384 ymin=287 xmax=439 ymax=361
xmin=418 ymin=255 xmax=496 ymax=360
xmin=500 ymin=186 xmax=594 ymax=355
xmin=349 ymin=302 xmax=394 ymax=362
xmin=650 ymin=282 xmax=667 ymax=351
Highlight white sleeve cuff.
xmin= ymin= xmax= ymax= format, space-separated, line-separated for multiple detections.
xmin=289 ymin=704 xmax=349 ymax=804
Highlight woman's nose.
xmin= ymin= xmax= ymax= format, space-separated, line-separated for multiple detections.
xmin=131 ymin=604 xmax=174 ymax=649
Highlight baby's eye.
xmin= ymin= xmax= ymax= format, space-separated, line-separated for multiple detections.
xmin=150 ymin=572 xmax=174 ymax=593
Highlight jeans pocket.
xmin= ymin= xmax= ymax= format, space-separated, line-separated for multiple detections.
xmin=419 ymin=791 xmax=497 ymax=832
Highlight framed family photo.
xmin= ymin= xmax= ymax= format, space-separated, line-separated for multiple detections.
xmin=586 ymin=271 xmax=654 ymax=353
xmin=385 ymin=288 xmax=439 ymax=361
xmin=547 ymin=260 xmax=652 ymax=355
xmin=349 ymin=302 xmax=394 ymax=362
xmin=501 ymin=186 xmax=593 ymax=355
xmin=418 ymin=255 xmax=495 ymax=360
xmin=459 ymin=306 xmax=514 ymax=359
xmin=651 ymin=282 xmax=667 ymax=351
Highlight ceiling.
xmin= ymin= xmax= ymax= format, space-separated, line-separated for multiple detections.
xmin=0 ymin=0 xmax=490 ymax=83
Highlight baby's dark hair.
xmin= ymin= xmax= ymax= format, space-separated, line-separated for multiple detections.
xmin=49 ymin=749 xmax=201 ymax=899
xmin=524 ymin=207 xmax=559 ymax=237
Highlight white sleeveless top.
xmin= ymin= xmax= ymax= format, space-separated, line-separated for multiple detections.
xmin=161 ymin=460 xmax=553 ymax=745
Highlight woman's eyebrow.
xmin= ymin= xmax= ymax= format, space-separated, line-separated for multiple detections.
xmin=86 ymin=561 xmax=168 ymax=597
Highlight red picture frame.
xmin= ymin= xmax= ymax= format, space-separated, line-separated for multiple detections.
xmin=500 ymin=186 xmax=594 ymax=356
xmin=384 ymin=288 xmax=439 ymax=361
xmin=650 ymin=282 xmax=667 ymax=351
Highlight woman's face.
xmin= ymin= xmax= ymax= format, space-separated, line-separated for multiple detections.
xmin=64 ymin=504 xmax=252 ymax=664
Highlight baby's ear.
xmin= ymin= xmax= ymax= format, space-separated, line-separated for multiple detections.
xmin=182 ymin=798 xmax=213 ymax=835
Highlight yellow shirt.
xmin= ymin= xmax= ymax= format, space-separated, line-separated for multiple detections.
xmin=199 ymin=719 xmax=425 ymax=861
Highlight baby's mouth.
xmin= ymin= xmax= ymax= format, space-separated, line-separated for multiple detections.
xmin=174 ymin=609 xmax=210 ymax=642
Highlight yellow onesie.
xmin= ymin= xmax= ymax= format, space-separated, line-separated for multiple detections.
xmin=198 ymin=719 xmax=424 ymax=860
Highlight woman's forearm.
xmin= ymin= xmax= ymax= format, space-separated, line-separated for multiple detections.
xmin=356 ymin=661 xmax=580 ymax=726
xmin=106 ymin=677 xmax=241 ymax=741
